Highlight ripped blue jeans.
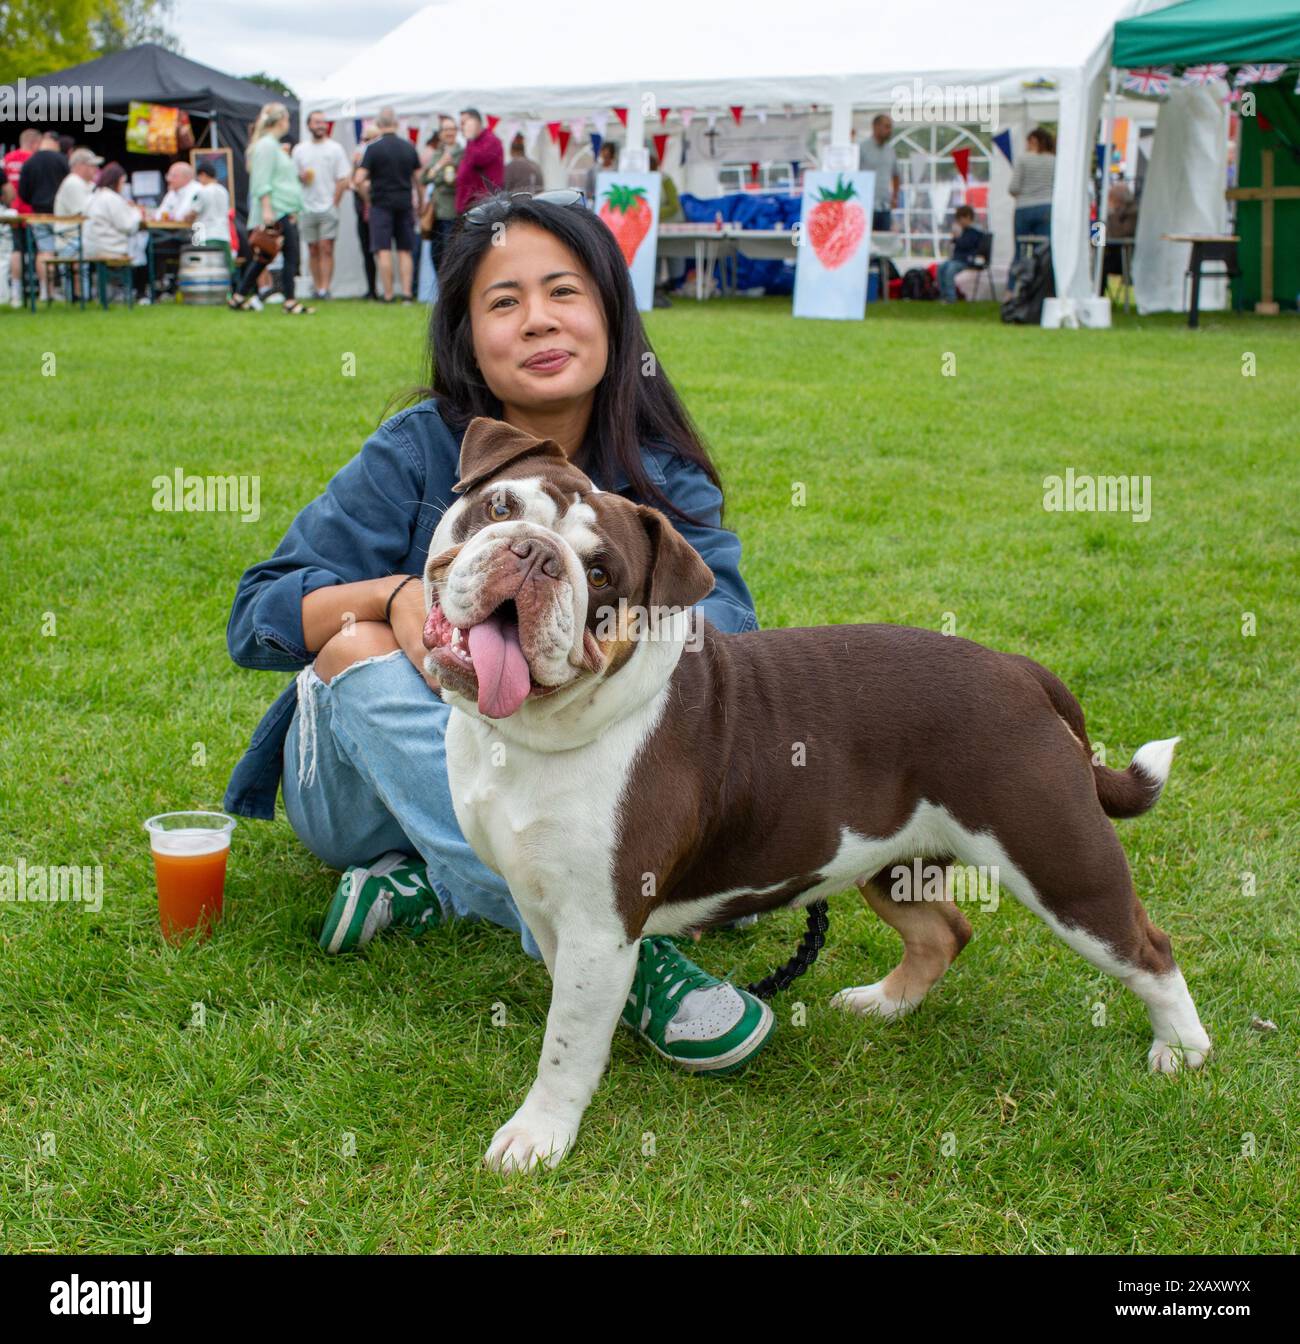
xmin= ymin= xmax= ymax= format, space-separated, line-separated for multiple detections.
xmin=282 ymin=649 xmax=542 ymax=960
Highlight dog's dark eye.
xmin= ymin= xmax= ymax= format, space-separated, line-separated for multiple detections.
xmin=486 ymin=497 xmax=512 ymax=521
xmin=587 ymin=566 xmax=610 ymax=589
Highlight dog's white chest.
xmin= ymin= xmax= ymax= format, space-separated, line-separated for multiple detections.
xmin=443 ymin=692 xmax=669 ymax=926
xmin=445 ymin=715 xmax=611 ymax=918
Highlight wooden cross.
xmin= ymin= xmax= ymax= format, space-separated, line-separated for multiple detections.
xmin=1226 ymin=148 xmax=1300 ymax=314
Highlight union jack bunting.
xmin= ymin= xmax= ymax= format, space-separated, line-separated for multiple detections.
xmin=1234 ymin=64 xmax=1287 ymax=87
xmin=1180 ymin=63 xmax=1228 ymax=86
xmin=1123 ymin=67 xmax=1173 ymax=96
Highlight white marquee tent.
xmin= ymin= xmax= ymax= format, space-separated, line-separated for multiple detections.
xmin=301 ymin=0 xmax=1181 ymax=313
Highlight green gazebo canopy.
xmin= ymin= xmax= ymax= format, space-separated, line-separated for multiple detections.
xmin=1113 ymin=0 xmax=1300 ymax=68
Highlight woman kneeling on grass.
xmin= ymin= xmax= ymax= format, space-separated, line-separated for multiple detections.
xmin=224 ymin=190 xmax=774 ymax=1073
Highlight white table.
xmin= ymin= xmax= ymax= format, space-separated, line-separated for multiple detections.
xmin=656 ymin=224 xmax=902 ymax=300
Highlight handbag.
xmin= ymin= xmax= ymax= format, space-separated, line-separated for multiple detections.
xmin=249 ymin=224 xmax=283 ymax=262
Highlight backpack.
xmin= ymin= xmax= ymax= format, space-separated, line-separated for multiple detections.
xmin=1001 ymin=244 xmax=1055 ymax=324
xmin=899 ymin=267 xmax=939 ymax=300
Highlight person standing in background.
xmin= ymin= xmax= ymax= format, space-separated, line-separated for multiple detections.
xmin=3 ymin=128 xmax=39 ymax=307
xmin=1009 ymin=126 xmax=1056 ymax=244
xmin=420 ymin=115 xmax=462 ymax=274
xmin=858 ymin=114 xmax=899 ymax=232
xmin=454 ymin=107 xmax=503 ymax=214
xmin=351 ymin=124 xmax=380 ymax=300
xmin=294 ymin=111 xmax=352 ymax=300
xmin=18 ymin=131 xmax=70 ymax=299
xmin=503 ymin=134 xmax=543 ymax=194
xmin=649 ymin=150 xmax=679 ymax=308
xmin=230 ymin=102 xmax=313 ymax=314
xmin=355 ymin=107 xmax=421 ymax=303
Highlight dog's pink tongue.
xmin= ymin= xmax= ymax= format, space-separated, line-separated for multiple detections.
xmin=467 ymin=614 xmax=531 ymax=718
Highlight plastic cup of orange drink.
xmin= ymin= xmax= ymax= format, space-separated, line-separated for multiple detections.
xmin=143 ymin=811 xmax=236 ymax=942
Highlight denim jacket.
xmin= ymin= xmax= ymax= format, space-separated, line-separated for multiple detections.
xmin=223 ymin=399 xmax=758 ymax=820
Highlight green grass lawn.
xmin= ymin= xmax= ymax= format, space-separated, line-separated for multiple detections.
xmin=1 ymin=297 xmax=1296 ymax=1253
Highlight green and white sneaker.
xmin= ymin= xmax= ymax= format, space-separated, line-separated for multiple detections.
xmin=318 ymin=852 xmax=441 ymax=954
xmin=621 ymin=935 xmax=775 ymax=1073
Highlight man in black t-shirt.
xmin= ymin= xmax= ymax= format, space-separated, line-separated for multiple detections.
xmin=355 ymin=107 xmax=421 ymax=302
xmin=18 ymin=133 xmax=71 ymax=298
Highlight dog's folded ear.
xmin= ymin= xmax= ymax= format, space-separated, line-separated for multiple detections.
xmin=454 ymin=417 xmax=568 ymax=495
xmin=636 ymin=505 xmax=717 ymax=615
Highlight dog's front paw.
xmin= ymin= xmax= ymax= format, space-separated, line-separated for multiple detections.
xmin=1148 ymin=1036 xmax=1211 ymax=1074
xmin=484 ymin=1104 xmax=578 ymax=1173
xmin=832 ymin=982 xmax=917 ymax=1021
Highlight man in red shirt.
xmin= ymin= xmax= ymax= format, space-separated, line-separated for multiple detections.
xmin=3 ymin=128 xmax=40 ymax=307
xmin=454 ymin=108 xmax=504 ymax=215
xmin=3 ymin=128 xmax=40 ymax=212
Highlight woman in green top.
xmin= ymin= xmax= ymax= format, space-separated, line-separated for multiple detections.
xmin=419 ymin=114 xmax=462 ymax=274
xmin=230 ymin=101 xmax=314 ymax=314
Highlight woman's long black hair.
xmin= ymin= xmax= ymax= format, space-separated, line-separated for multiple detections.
xmin=411 ymin=192 xmax=722 ymax=522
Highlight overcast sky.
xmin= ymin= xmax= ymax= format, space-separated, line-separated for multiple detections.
xmin=170 ymin=0 xmax=428 ymax=92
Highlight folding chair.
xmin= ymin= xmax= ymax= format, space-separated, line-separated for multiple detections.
xmin=966 ymin=232 xmax=997 ymax=301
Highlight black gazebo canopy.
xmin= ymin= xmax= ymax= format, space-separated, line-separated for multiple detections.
xmin=2 ymin=43 xmax=298 ymax=209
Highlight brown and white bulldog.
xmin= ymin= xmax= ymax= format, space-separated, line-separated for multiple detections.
xmin=422 ymin=417 xmax=1211 ymax=1172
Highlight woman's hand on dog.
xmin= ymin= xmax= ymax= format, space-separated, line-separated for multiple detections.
xmin=389 ymin=579 xmax=440 ymax=691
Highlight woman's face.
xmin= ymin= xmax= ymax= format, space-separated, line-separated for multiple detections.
xmin=468 ymin=223 xmax=608 ymax=415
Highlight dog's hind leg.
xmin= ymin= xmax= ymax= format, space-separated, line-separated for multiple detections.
xmin=832 ymin=869 xmax=972 ymax=1021
xmin=997 ymin=809 xmax=1211 ymax=1074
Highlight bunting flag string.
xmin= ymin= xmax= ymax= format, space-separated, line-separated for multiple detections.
xmin=590 ymin=132 xmax=603 ymax=157
xmin=612 ymin=107 xmax=628 ymax=127
xmin=679 ymin=107 xmax=694 ymax=129
xmin=557 ymin=128 xmax=571 ymax=157
xmin=499 ymin=119 xmax=520 ymax=148
xmin=950 ymin=146 xmax=970 ymax=182
xmin=992 ymin=128 xmax=1013 ymax=165
xmin=754 ymin=107 xmax=767 ymax=124
xmin=659 ymin=107 xmax=671 ymax=124
xmin=486 ymin=114 xmax=500 ymax=132
xmin=546 ymin=120 xmax=562 ymax=144
xmin=524 ymin=119 xmax=545 ymax=154
xmin=570 ymin=115 xmax=587 ymax=144
xmin=653 ymin=132 xmax=669 ymax=164
xmin=591 ymin=111 xmax=608 ymax=138
xmin=729 ymin=104 xmax=744 ymax=125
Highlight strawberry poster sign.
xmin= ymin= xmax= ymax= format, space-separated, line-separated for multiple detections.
xmin=793 ymin=171 xmax=875 ymax=321
xmin=596 ymin=171 xmax=661 ymax=312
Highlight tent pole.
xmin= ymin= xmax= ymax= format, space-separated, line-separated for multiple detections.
xmin=1096 ymin=66 xmax=1119 ymax=298
xmin=622 ymin=86 xmax=649 ymax=172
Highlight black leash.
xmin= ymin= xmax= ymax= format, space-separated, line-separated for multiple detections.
xmin=745 ymin=901 xmax=830 ymax=1000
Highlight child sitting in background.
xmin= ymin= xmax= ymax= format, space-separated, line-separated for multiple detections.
xmin=938 ymin=205 xmax=986 ymax=303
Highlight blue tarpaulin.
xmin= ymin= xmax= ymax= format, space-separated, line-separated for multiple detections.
xmin=679 ymin=192 xmax=801 ymax=294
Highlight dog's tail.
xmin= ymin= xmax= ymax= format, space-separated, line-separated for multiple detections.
xmin=1015 ymin=655 xmax=1178 ymax=819
xmin=1092 ymin=737 xmax=1180 ymax=819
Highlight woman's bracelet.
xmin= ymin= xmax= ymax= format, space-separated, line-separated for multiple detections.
xmin=384 ymin=575 xmax=420 ymax=626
